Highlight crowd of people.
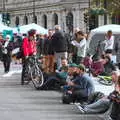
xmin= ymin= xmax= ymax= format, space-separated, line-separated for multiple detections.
xmin=0 ymin=25 xmax=120 ymax=120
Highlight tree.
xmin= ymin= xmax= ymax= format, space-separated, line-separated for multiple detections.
xmin=92 ymin=0 xmax=120 ymax=15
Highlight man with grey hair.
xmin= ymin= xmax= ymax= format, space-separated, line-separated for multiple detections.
xmin=52 ymin=25 xmax=68 ymax=69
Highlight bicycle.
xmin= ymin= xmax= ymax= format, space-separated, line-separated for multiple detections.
xmin=98 ymin=76 xmax=113 ymax=86
xmin=22 ymin=55 xmax=44 ymax=89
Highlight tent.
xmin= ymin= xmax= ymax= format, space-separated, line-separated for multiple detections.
xmin=88 ymin=24 xmax=120 ymax=55
xmin=0 ymin=22 xmax=12 ymax=32
xmin=12 ymin=23 xmax=48 ymax=35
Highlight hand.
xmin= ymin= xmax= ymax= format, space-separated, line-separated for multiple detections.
xmin=33 ymin=52 xmax=36 ymax=56
xmin=25 ymin=56 xmax=29 ymax=59
xmin=67 ymin=90 xmax=72 ymax=94
xmin=68 ymin=81 xmax=74 ymax=86
xmin=71 ymin=40 xmax=76 ymax=45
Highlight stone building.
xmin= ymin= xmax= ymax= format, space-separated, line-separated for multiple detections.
xmin=0 ymin=0 xmax=90 ymax=33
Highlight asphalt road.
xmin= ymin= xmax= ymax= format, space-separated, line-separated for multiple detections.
xmin=0 ymin=62 xmax=106 ymax=120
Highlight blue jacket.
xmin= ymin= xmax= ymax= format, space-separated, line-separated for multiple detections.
xmin=72 ymin=74 xmax=95 ymax=97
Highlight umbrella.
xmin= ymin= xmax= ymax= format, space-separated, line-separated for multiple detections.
xmin=12 ymin=23 xmax=48 ymax=35
xmin=0 ymin=22 xmax=12 ymax=32
xmin=88 ymin=24 xmax=120 ymax=55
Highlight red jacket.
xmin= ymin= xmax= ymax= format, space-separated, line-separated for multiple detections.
xmin=22 ymin=38 xmax=37 ymax=57
xmin=91 ymin=60 xmax=104 ymax=75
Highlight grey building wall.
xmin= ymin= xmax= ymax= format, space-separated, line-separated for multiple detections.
xmin=0 ymin=0 xmax=90 ymax=32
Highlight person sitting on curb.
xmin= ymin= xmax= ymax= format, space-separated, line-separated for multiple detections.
xmin=40 ymin=62 xmax=79 ymax=91
xmin=100 ymin=55 xmax=116 ymax=76
xmin=62 ymin=64 xmax=95 ymax=103
xmin=76 ymin=71 xmax=120 ymax=114
xmin=39 ymin=58 xmax=68 ymax=90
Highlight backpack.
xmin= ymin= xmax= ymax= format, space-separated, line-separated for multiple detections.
xmin=62 ymin=92 xmax=73 ymax=104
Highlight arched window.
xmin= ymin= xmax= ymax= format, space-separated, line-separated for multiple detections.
xmin=53 ymin=13 xmax=58 ymax=25
xmin=42 ymin=15 xmax=47 ymax=28
xmin=66 ymin=12 xmax=73 ymax=33
xmin=24 ymin=16 xmax=28 ymax=25
xmin=15 ymin=16 xmax=19 ymax=26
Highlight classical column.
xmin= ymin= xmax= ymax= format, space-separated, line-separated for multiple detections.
xmin=37 ymin=13 xmax=41 ymax=25
xmin=29 ymin=14 xmax=33 ymax=23
xmin=98 ymin=15 xmax=104 ymax=26
xmin=73 ymin=10 xmax=77 ymax=28
xmin=61 ymin=10 xmax=67 ymax=32
xmin=19 ymin=15 xmax=24 ymax=26
xmin=75 ymin=8 xmax=80 ymax=28
xmin=10 ymin=15 xmax=16 ymax=27
xmin=47 ymin=12 xmax=53 ymax=29
xmin=79 ymin=9 xmax=85 ymax=31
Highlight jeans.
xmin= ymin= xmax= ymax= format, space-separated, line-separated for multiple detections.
xmin=84 ymin=98 xmax=111 ymax=114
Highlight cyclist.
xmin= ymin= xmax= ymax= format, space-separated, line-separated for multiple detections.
xmin=21 ymin=29 xmax=37 ymax=85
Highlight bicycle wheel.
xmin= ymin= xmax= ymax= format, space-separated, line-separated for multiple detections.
xmin=31 ymin=65 xmax=44 ymax=89
xmin=98 ymin=78 xmax=113 ymax=86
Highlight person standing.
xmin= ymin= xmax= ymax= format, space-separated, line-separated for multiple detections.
xmin=2 ymin=35 xmax=13 ymax=73
xmin=52 ymin=25 xmax=68 ymax=69
xmin=103 ymin=30 xmax=114 ymax=57
xmin=44 ymin=29 xmax=55 ymax=73
xmin=71 ymin=31 xmax=87 ymax=64
xmin=21 ymin=29 xmax=37 ymax=85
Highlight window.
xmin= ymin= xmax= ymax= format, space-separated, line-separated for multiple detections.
xmin=42 ymin=14 xmax=47 ymax=28
xmin=15 ymin=16 xmax=19 ymax=26
xmin=24 ymin=15 xmax=28 ymax=25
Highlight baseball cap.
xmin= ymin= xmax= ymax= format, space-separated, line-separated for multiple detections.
xmin=69 ymin=63 xmax=78 ymax=67
xmin=77 ymin=64 xmax=85 ymax=71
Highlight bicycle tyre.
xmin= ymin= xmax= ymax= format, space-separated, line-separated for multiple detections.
xmin=98 ymin=78 xmax=113 ymax=86
xmin=31 ymin=65 xmax=44 ymax=89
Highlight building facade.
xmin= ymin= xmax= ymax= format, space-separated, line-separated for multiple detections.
xmin=0 ymin=0 xmax=91 ymax=33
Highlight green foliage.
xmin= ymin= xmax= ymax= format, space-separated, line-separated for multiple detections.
xmin=92 ymin=0 xmax=120 ymax=15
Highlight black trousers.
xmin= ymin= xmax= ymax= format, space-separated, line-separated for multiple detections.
xmin=71 ymin=89 xmax=88 ymax=103
xmin=2 ymin=54 xmax=11 ymax=73
xmin=21 ymin=58 xmax=28 ymax=85
xmin=110 ymin=101 xmax=120 ymax=120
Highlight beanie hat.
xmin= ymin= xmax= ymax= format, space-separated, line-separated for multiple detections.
xmin=77 ymin=64 xmax=85 ymax=71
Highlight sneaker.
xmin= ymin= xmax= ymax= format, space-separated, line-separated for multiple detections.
xmin=77 ymin=105 xmax=85 ymax=113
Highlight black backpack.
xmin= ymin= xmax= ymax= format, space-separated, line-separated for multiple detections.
xmin=62 ymin=92 xmax=73 ymax=104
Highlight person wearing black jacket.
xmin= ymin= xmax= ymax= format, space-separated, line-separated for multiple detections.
xmin=44 ymin=29 xmax=55 ymax=73
xmin=2 ymin=35 xmax=13 ymax=73
xmin=52 ymin=25 xmax=68 ymax=70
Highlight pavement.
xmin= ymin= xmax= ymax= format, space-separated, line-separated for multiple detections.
xmin=0 ymin=62 xmax=112 ymax=120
